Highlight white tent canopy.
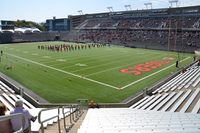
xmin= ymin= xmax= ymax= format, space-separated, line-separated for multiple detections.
xmin=14 ymin=27 xmax=41 ymax=33
xmin=1 ymin=29 xmax=14 ymax=33
xmin=0 ymin=27 xmax=41 ymax=33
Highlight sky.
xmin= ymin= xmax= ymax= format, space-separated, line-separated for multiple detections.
xmin=1 ymin=0 xmax=200 ymax=23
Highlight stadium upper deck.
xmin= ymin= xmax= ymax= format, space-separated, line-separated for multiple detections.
xmin=67 ymin=6 xmax=200 ymax=52
xmin=69 ymin=5 xmax=200 ymax=29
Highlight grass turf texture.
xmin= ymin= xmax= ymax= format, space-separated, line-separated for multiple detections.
xmin=0 ymin=42 xmax=193 ymax=103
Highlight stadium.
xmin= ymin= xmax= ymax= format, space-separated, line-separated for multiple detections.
xmin=0 ymin=2 xmax=200 ymax=133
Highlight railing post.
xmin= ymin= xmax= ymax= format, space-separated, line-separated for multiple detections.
xmin=62 ymin=105 xmax=74 ymax=132
xmin=58 ymin=107 xmax=61 ymax=133
xmin=69 ymin=105 xmax=73 ymax=124
xmin=37 ymin=105 xmax=81 ymax=133
xmin=38 ymin=110 xmax=44 ymax=133
xmin=38 ymin=107 xmax=61 ymax=133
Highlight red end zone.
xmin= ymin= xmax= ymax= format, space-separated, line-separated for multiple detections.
xmin=120 ymin=59 xmax=172 ymax=76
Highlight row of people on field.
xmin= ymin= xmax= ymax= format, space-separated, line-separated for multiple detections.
xmin=37 ymin=43 xmax=106 ymax=52
xmin=0 ymin=100 xmax=37 ymax=133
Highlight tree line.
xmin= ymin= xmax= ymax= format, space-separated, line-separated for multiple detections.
xmin=14 ymin=20 xmax=45 ymax=31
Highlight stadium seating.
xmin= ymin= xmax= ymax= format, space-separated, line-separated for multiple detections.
xmin=81 ymin=63 xmax=198 ymax=133
xmin=0 ymin=79 xmax=78 ymax=133
xmin=78 ymin=108 xmax=200 ymax=133
xmin=180 ymin=88 xmax=200 ymax=113
xmin=0 ymin=48 xmax=199 ymax=133
xmin=153 ymin=64 xmax=200 ymax=94
xmin=192 ymin=100 xmax=200 ymax=114
xmin=129 ymin=62 xmax=200 ymax=115
xmin=73 ymin=13 xmax=200 ymax=52
xmin=152 ymin=92 xmax=176 ymax=111
xmin=9 ymin=65 xmax=200 ymax=132
xmin=0 ymin=81 xmax=15 ymax=94
xmin=77 ymin=16 xmax=200 ymax=30
xmin=160 ymin=91 xmax=184 ymax=112
xmin=77 ymin=29 xmax=198 ymax=52
xmin=146 ymin=93 xmax=169 ymax=110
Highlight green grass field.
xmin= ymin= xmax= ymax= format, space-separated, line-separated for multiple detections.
xmin=0 ymin=41 xmax=193 ymax=103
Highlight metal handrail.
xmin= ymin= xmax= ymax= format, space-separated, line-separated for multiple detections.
xmin=73 ymin=103 xmax=83 ymax=121
xmin=38 ymin=107 xmax=61 ymax=133
xmin=0 ymin=113 xmax=24 ymax=133
xmin=62 ymin=105 xmax=74 ymax=132
xmin=71 ymin=104 xmax=78 ymax=122
xmin=38 ymin=104 xmax=84 ymax=133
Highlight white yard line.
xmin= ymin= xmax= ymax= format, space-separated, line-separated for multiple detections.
xmin=72 ymin=59 xmax=125 ymax=73
xmin=86 ymin=54 xmax=166 ymax=77
xmin=120 ymin=57 xmax=191 ymax=90
xmin=85 ymin=55 xmax=166 ymax=77
xmin=60 ymin=52 xmax=133 ymax=70
xmin=73 ymin=54 xmax=156 ymax=73
xmin=6 ymin=53 xmax=119 ymax=90
xmin=85 ymin=64 xmax=129 ymax=77
xmin=45 ymin=49 xmax=119 ymax=66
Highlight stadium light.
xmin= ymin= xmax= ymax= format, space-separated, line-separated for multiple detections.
xmin=77 ymin=10 xmax=83 ymax=15
xmin=107 ymin=7 xmax=114 ymax=12
xmin=124 ymin=5 xmax=132 ymax=11
xmin=144 ymin=2 xmax=152 ymax=10
xmin=169 ymin=0 xmax=178 ymax=8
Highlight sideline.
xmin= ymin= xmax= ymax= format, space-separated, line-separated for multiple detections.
xmin=5 ymin=53 xmax=119 ymax=90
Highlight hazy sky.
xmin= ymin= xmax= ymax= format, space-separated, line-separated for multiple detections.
xmin=1 ymin=0 xmax=200 ymax=22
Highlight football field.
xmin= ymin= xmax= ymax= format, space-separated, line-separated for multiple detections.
xmin=0 ymin=42 xmax=193 ymax=103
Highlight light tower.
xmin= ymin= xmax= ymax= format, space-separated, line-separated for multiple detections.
xmin=144 ymin=2 xmax=152 ymax=10
xmin=124 ymin=5 xmax=132 ymax=11
xmin=107 ymin=7 xmax=114 ymax=12
xmin=169 ymin=0 xmax=178 ymax=8
xmin=77 ymin=10 xmax=83 ymax=15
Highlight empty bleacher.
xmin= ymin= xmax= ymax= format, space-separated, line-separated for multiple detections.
xmin=180 ymin=88 xmax=200 ymax=113
xmin=78 ymin=63 xmax=200 ymax=133
xmin=131 ymin=86 xmax=200 ymax=114
xmin=78 ymin=108 xmax=200 ymax=133
xmin=153 ymin=65 xmax=200 ymax=94
xmin=130 ymin=63 xmax=200 ymax=114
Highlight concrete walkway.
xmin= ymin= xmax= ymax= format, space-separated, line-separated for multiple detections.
xmin=42 ymin=110 xmax=87 ymax=133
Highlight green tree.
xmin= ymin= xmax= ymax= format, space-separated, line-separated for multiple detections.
xmin=14 ymin=20 xmax=45 ymax=31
